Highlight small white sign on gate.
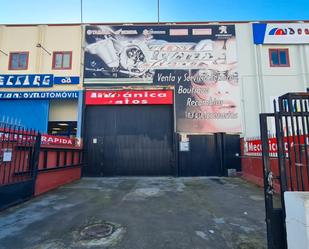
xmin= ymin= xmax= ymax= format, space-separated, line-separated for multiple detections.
xmin=3 ymin=149 xmax=12 ymax=162
xmin=180 ymin=141 xmax=190 ymax=152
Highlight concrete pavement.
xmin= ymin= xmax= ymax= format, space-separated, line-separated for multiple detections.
xmin=0 ymin=177 xmax=267 ymax=249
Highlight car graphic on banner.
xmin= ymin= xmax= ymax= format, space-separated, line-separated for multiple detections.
xmin=84 ymin=25 xmax=235 ymax=83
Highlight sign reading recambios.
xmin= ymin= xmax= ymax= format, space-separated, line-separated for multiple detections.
xmin=85 ymin=90 xmax=173 ymax=105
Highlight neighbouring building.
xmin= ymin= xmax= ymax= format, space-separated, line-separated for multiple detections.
xmin=239 ymin=22 xmax=309 ymax=138
xmin=0 ymin=24 xmax=83 ymax=137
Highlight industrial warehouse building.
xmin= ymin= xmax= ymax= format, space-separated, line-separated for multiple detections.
xmin=0 ymin=22 xmax=308 ymax=176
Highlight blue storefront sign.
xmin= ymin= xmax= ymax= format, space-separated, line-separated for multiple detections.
xmin=0 ymin=74 xmax=53 ymax=88
xmin=0 ymin=74 xmax=80 ymax=87
xmin=54 ymin=76 xmax=80 ymax=85
xmin=253 ymin=23 xmax=309 ymax=44
xmin=0 ymin=91 xmax=79 ymax=99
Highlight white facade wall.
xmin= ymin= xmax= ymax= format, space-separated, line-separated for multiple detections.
xmin=235 ymin=23 xmax=309 ymax=138
xmin=235 ymin=23 xmax=261 ymax=137
xmin=285 ymin=192 xmax=309 ymax=249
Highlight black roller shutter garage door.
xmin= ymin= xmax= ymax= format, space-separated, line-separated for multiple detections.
xmin=84 ymin=104 xmax=174 ymax=176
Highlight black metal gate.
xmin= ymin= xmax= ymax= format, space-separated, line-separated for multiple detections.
xmin=260 ymin=93 xmax=309 ymax=249
xmin=0 ymin=123 xmax=41 ymax=210
xmin=83 ymin=105 xmax=174 ymax=176
xmin=177 ymin=133 xmax=240 ymax=176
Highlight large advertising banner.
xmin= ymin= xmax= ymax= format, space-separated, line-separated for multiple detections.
xmin=85 ymin=25 xmax=236 ymax=82
xmin=84 ymin=24 xmax=241 ymax=133
xmin=175 ymin=67 xmax=241 ymax=133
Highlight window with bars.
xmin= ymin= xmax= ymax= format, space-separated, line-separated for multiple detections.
xmin=52 ymin=51 xmax=72 ymax=70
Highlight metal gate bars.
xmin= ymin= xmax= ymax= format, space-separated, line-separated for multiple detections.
xmin=0 ymin=123 xmax=41 ymax=210
xmin=260 ymin=92 xmax=309 ymax=249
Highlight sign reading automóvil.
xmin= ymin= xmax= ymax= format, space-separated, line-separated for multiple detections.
xmin=85 ymin=90 xmax=173 ymax=105
xmin=253 ymin=23 xmax=309 ymax=44
xmin=0 ymin=91 xmax=79 ymax=99
xmin=0 ymin=75 xmax=80 ymax=87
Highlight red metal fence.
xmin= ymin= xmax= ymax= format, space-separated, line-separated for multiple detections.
xmin=0 ymin=123 xmax=83 ymax=209
xmin=242 ymin=134 xmax=309 ymax=193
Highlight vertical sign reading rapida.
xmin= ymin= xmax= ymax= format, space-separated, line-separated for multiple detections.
xmin=84 ymin=24 xmax=241 ymax=133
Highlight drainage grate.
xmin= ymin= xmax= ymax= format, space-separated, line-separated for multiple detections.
xmin=80 ymin=222 xmax=115 ymax=240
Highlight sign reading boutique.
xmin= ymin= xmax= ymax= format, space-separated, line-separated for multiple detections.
xmin=84 ymin=24 xmax=241 ymax=134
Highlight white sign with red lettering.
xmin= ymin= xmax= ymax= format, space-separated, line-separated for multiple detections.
xmin=41 ymin=135 xmax=75 ymax=146
xmin=85 ymin=90 xmax=173 ymax=105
